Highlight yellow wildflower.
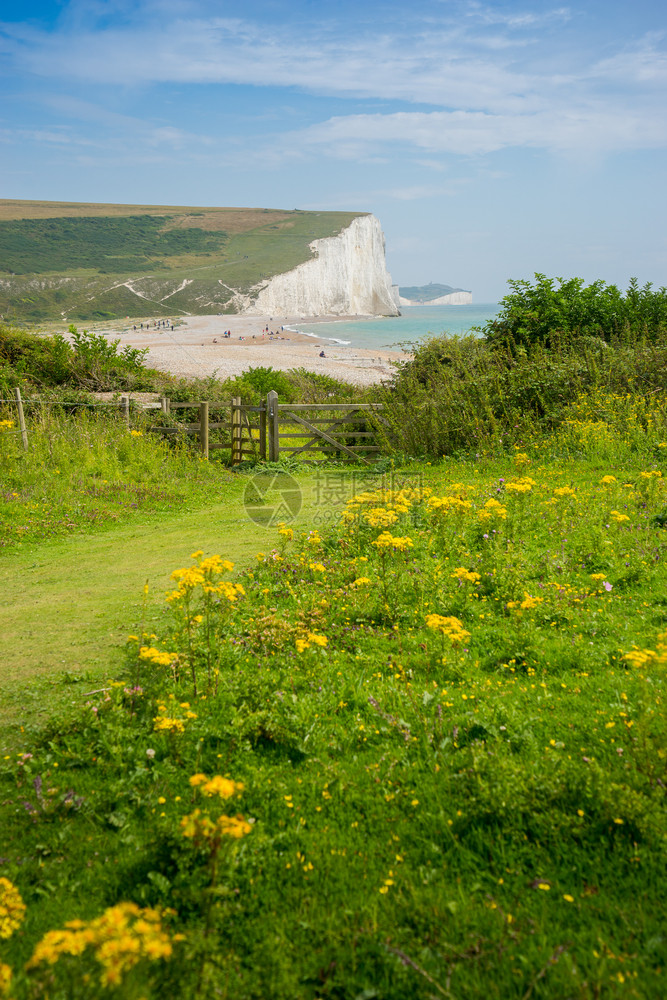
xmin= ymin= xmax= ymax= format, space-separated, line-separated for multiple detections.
xmin=0 ymin=879 xmax=25 ymax=939
xmin=372 ymin=532 xmax=413 ymax=551
xmin=425 ymin=614 xmax=471 ymax=644
xmin=451 ymin=567 xmax=481 ymax=584
xmin=27 ymin=902 xmax=178 ymax=988
xmin=0 ymin=963 xmax=11 ymax=996
xmin=201 ymin=776 xmax=243 ymax=799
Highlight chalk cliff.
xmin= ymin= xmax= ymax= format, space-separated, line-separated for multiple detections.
xmin=399 ymin=290 xmax=473 ymax=306
xmin=244 ymin=215 xmax=399 ymax=317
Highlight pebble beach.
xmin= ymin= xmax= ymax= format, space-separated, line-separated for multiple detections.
xmin=108 ymin=314 xmax=410 ymax=386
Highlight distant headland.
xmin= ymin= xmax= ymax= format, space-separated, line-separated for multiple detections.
xmin=399 ymin=282 xmax=472 ymax=306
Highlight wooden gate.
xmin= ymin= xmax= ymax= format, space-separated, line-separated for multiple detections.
xmin=147 ymin=392 xmax=385 ymax=464
xmin=266 ymin=391 xmax=384 ymax=465
xmin=231 ymin=399 xmax=266 ymax=463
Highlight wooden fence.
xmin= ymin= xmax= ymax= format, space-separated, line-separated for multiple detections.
xmin=6 ymin=389 xmax=387 ymax=465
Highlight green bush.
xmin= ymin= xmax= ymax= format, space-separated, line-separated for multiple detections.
xmin=483 ymin=274 xmax=667 ymax=349
xmin=0 ymin=323 xmax=161 ymax=394
xmin=379 ymin=331 xmax=667 ymax=457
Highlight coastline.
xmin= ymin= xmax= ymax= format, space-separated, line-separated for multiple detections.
xmin=102 ymin=313 xmax=410 ymax=386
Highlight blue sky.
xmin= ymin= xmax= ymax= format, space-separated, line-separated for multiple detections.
xmin=1 ymin=0 xmax=666 ymax=300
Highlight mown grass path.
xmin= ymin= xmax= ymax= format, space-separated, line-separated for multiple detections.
xmin=0 ymin=470 xmax=338 ymax=741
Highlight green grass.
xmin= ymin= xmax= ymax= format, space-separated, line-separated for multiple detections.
xmin=0 ymin=367 xmax=666 ymax=998
xmin=0 ymin=408 xmax=363 ymax=737
xmin=0 ymin=216 xmax=229 ymax=275
xmin=0 ymin=470 xmax=346 ymax=741
xmin=0 ymin=424 xmax=665 ymax=997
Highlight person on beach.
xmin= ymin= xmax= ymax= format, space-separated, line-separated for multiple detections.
xmin=319 ymin=350 xmax=326 ymax=358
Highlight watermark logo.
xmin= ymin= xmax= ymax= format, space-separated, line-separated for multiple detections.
xmin=244 ymin=472 xmax=302 ymax=527
xmin=243 ymin=469 xmax=424 ymax=528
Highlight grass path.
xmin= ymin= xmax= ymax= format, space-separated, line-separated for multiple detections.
xmin=0 ymin=470 xmax=336 ymax=742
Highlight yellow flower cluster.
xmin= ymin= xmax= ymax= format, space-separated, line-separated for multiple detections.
xmin=166 ymin=552 xmax=243 ymax=604
xmin=507 ymin=592 xmax=544 ymax=611
xmin=362 ymin=507 xmax=399 ymax=528
xmin=278 ymin=526 xmax=294 ymax=541
xmin=129 ymin=429 xmax=143 ymax=438
xmin=27 ymin=902 xmax=180 ymax=987
xmin=216 ymin=580 xmax=246 ymax=601
xmin=180 ymin=810 xmax=252 ymax=840
xmin=504 ymin=477 xmax=537 ymax=494
xmin=153 ymin=716 xmax=185 ymax=733
xmin=553 ymin=486 xmax=576 ymax=498
xmin=372 ymin=532 xmax=414 ymax=552
xmin=342 ymin=485 xmax=429 ymax=525
xmin=425 ymin=614 xmax=471 ymax=644
xmin=477 ymin=498 xmax=507 ymax=521
xmin=139 ymin=646 xmax=179 ymax=667
xmin=295 ymin=632 xmax=329 ymax=653
xmin=0 ymin=962 xmax=11 ymax=997
xmin=0 ymin=420 xmax=14 ymax=431
xmin=451 ymin=567 xmax=481 ymax=584
xmin=0 ymin=878 xmax=25 ymax=939
xmin=610 ymin=510 xmax=631 ymax=523
xmin=189 ymin=774 xmax=243 ymax=799
xmin=153 ymin=701 xmax=196 ymax=734
xmin=350 ymin=576 xmax=371 ymax=588
xmin=427 ymin=495 xmax=472 ymax=515
xmin=622 ymin=633 xmax=667 ymax=669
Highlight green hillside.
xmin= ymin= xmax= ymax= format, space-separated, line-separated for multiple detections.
xmin=399 ymin=282 xmax=470 ymax=301
xmin=0 ymin=201 xmax=365 ymax=322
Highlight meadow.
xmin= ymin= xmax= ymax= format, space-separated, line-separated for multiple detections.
xmin=1 ymin=391 xmax=666 ymax=998
xmin=0 ymin=282 xmax=666 ymax=998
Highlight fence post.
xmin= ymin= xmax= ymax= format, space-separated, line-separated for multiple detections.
xmin=160 ymin=395 xmax=170 ymax=415
xmin=231 ymin=396 xmax=242 ymax=465
xmin=267 ymin=390 xmax=279 ymax=462
xmin=259 ymin=398 xmax=267 ymax=461
xmin=199 ymin=401 xmax=209 ymax=459
xmin=121 ymin=395 xmax=130 ymax=428
xmin=13 ymin=387 xmax=28 ymax=451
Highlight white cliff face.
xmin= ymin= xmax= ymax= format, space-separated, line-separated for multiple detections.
xmin=399 ymin=291 xmax=472 ymax=306
xmin=245 ymin=214 xmax=399 ymax=317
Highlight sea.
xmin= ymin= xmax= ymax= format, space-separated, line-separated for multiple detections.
xmin=288 ymin=303 xmax=500 ymax=351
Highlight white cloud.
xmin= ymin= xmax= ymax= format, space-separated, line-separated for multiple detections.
xmin=0 ymin=14 xmax=614 ymax=114
xmin=1 ymin=5 xmax=665 ymax=160
xmin=287 ymin=105 xmax=667 ymax=157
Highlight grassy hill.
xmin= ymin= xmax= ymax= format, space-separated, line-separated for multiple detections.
xmin=0 ymin=200 xmax=365 ymax=322
xmin=399 ymin=282 xmax=470 ymax=302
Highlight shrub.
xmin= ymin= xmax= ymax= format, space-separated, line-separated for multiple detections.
xmin=0 ymin=323 xmax=160 ymax=393
xmin=483 ymin=274 xmax=667 ymax=349
xmin=379 ymin=331 xmax=667 ymax=457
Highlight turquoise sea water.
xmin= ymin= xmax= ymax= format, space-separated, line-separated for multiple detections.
xmin=288 ymin=303 xmax=500 ymax=350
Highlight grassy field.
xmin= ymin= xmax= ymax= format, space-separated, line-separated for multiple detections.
xmin=0 ymin=200 xmax=365 ymax=322
xmin=0 ymin=407 xmax=360 ymax=740
xmin=0 ymin=401 xmax=666 ymax=997
xmin=1 ymin=296 xmax=666 ymax=997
